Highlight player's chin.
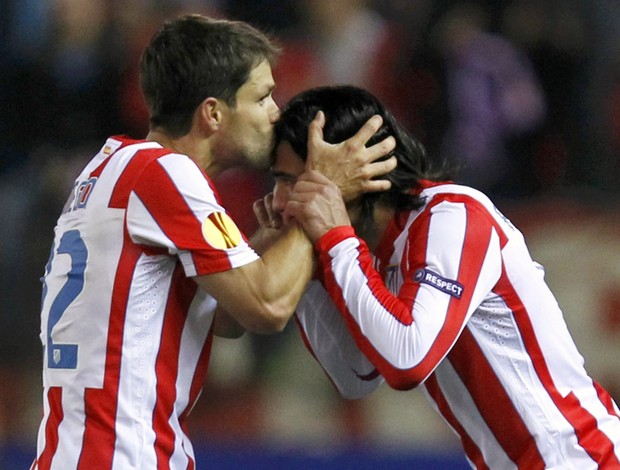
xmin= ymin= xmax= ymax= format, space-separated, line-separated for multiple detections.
xmin=246 ymin=146 xmax=273 ymax=171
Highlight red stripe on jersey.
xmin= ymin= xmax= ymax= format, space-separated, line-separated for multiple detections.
xmin=318 ymin=197 xmax=498 ymax=390
xmin=89 ymin=136 xmax=144 ymax=178
xmin=37 ymin=387 xmax=63 ymax=470
xmin=77 ymin=229 xmax=143 ymax=469
xmin=131 ymin=158 xmax=235 ymax=275
xmin=89 ymin=156 xmax=113 ymax=179
xmin=319 ymin=238 xmax=419 ymax=389
xmin=89 ymin=136 xmax=140 ymax=179
xmin=562 ymin=392 xmax=619 ymax=466
xmin=594 ymin=380 xmax=620 ymax=420
xmin=395 ymin=211 xmax=429 ymax=315
xmin=153 ymin=266 xmax=197 ymax=468
xmin=180 ymin=329 xmax=214 ymax=424
xmin=449 ymin=329 xmax=546 ymax=468
xmin=373 ymin=212 xmax=405 ymax=278
xmin=424 ymin=375 xmax=489 ymax=470
xmin=178 ymin=331 xmax=210 ymax=470
xmin=499 ymin=268 xmax=620 ymax=467
xmin=109 ymin=147 xmax=172 ymax=209
xmin=393 ymin=198 xmax=496 ymax=387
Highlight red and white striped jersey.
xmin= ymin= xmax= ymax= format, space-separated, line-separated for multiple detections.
xmin=33 ymin=136 xmax=259 ymax=470
xmin=299 ymin=180 xmax=620 ymax=469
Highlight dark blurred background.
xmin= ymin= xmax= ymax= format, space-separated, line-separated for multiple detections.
xmin=1 ymin=0 xmax=619 ymax=468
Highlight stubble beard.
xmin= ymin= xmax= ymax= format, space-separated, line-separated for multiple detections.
xmin=245 ymin=134 xmax=275 ymax=171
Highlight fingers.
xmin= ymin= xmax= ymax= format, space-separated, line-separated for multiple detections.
xmin=305 ymin=111 xmax=397 ymax=202
xmin=361 ymin=179 xmax=393 ymax=193
xmin=253 ymin=199 xmax=270 ymax=226
xmin=364 ymin=135 xmax=396 ymax=164
xmin=345 ymin=115 xmax=384 ymax=151
xmin=307 ymin=111 xmax=326 ymax=153
xmin=253 ymin=194 xmax=283 ymax=229
xmin=283 ymin=170 xmax=351 ymax=243
xmin=365 ymin=155 xmax=397 ymax=180
xmin=289 ymin=171 xmax=334 ymax=198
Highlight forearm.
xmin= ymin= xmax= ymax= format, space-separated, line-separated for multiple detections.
xmin=253 ymin=223 xmax=315 ymax=325
xmin=197 ymin=224 xmax=314 ymax=334
xmin=316 ymin=227 xmax=450 ymax=389
xmin=248 ymin=225 xmax=281 ymax=256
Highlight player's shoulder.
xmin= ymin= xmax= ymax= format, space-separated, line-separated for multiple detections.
xmin=420 ymin=181 xmax=493 ymax=208
xmin=420 ymin=182 xmax=520 ymax=237
xmin=105 ymin=136 xmax=206 ymax=179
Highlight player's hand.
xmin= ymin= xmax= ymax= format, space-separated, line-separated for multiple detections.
xmin=284 ymin=170 xmax=351 ymax=244
xmin=306 ymin=111 xmax=397 ymax=202
xmin=253 ymin=193 xmax=283 ymax=230
xmin=250 ymin=193 xmax=287 ymax=254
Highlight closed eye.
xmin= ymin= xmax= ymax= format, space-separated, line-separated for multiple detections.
xmin=259 ymin=88 xmax=274 ymax=105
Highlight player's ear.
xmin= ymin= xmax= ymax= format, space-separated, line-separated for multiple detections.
xmin=199 ymin=97 xmax=226 ymax=134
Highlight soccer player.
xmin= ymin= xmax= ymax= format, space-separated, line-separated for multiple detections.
xmin=32 ymin=16 xmax=396 ymax=470
xmin=258 ymin=85 xmax=620 ymax=468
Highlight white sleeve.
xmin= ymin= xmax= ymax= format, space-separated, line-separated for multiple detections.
xmin=295 ymin=280 xmax=384 ymax=399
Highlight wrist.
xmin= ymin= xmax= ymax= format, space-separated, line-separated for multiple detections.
xmin=315 ymin=226 xmax=356 ymax=253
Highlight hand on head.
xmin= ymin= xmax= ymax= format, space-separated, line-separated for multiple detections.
xmin=306 ymin=111 xmax=397 ymax=202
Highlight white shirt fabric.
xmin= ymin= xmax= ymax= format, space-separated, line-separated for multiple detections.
xmin=297 ymin=180 xmax=620 ymax=469
xmin=33 ymin=136 xmax=259 ymax=470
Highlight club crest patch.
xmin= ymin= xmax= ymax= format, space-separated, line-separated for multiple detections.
xmin=202 ymin=212 xmax=242 ymax=249
xmin=414 ymin=268 xmax=463 ymax=299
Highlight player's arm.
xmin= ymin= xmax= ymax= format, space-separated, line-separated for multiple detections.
xmin=286 ymin=171 xmax=502 ymax=390
xmin=195 ymin=223 xmax=314 ymax=334
xmin=209 ymin=196 xmax=295 ymax=338
xmin=202 ymin=115 xmax=396 ymax=335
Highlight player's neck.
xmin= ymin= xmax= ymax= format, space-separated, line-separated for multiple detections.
xmin=146 ymin=129 xmax=216 ymax=176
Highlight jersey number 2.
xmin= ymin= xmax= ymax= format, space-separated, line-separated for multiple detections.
xmin=42 ymin=229 xmax=87 ymax=369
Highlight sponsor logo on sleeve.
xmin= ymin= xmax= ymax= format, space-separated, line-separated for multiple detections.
xmin=201 ymin=212 xmax=242 ymax=249
xmin=414 ymin=268 xmax=464 ymax=299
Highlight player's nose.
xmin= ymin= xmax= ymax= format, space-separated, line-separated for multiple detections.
xmin=269 ymin=103 xmax=280 ymax=124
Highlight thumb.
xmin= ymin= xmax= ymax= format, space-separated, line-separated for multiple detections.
xmin=306 ymin=111 xmax=325 ymax=171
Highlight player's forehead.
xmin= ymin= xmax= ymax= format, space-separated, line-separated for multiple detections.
xmin=235 ymin=59 xmax=275 ymax=100
xmin=272 ymin=141 xmax=305 ymax=176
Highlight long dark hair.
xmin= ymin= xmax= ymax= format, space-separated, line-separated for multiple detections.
xmin=274 ymin=86 xmax=453 ymax=229
xmin=141 ymin=14 xmax=280 ymax=137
